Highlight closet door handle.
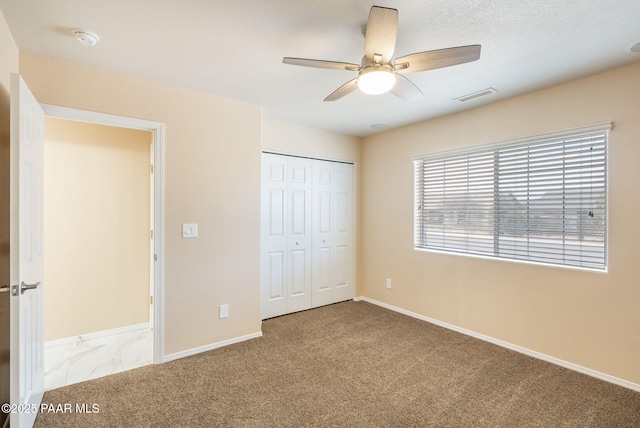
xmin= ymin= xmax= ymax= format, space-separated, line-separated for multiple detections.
xmin=20 ymin=281 xmax=41 ymax=294
xmin=295 ymin=242 xmax=299 ymax=245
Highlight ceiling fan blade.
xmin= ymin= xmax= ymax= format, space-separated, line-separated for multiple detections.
xmin=324 ymin=78 xmax=359 ymax=101
xmin=364 ymin=6 xmax=398 ymax=62
xmin=394 ymin=45 xmax=481 ymax=74
xmin=390 ymin=74 xmax=423 ymax=101
xmin=283 ymin=57 xmax=360 ymax=71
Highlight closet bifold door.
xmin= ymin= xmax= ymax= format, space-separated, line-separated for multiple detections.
xmin=311 ymin=160 xmax=334 ymax=307
xmin=285 ymin=156 xmax=313 ymax=314
xmin=312 ymin=160 xmax=355 ymax=308
xmin=261 ymin=153 xmax=353 ymax=319
xmin=331 ymin=161 xmax=355 ymax=303
xmin=260 ymin=154 xmax=312 ymax=319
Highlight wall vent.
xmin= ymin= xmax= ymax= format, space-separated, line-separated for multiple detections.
xmin=455 ymin=87 xmax=498 ymax=103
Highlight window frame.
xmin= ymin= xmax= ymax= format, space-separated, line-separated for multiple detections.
xmin=412 ymin=123 xmax=611 ymax=272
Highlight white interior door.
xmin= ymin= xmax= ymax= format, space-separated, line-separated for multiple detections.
xmin=261 ymin=154 xmax=312 ymax=318
xmin=332 ymin=162 xmax=354 ymax=302
xmin=285 ymin=157 xmax=312 ymax=313
xmin=312 ymin=159 xmax=334 ymax=307
xmin=261 ymin=154 xmax=288 ymax=319
xmin=312 ymin=160 xmax=354 ymax=306
xmin=9 ymin=74 xmax=45 ymax=427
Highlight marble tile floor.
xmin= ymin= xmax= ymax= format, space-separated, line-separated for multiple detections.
xmin=44 ymin=326 xmax=153 ymax=391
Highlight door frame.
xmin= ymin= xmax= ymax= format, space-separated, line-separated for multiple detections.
xmin=40 ymin=104 xmax=166 ymax=363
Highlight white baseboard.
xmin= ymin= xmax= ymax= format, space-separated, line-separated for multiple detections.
xmin=355 ymin=296 xmax=640 ymax=393
xmin=163 ymin=331 xmax=263 ymax=363
xmin=45 ymin=322 xmax=151 ymax=349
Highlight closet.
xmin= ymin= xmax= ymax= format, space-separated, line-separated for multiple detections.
xmin=261 ymin=153 xmax=354 ymax=319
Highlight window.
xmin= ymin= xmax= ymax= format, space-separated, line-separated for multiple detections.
xmin=413 ymin=124 xmax=610 ymax=270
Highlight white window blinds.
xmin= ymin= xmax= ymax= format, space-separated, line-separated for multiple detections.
xmin=413 ymin=124 xmax=610 ymax=270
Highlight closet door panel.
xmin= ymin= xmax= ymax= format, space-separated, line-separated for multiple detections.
xmin=315 ymin=247 xmax=331 ymax=290
xmin=285 ymin=157 xmax=312 ymax=313
xmin=261 ymin=154 xmax=288 ymax=318
xmin=317 ymin=191 xmax=332 ymax=233
xmin=334 ymin=245 xmax=348 ymax=287
xmin=333 ymin=162 xmax=354 ymax=302
xmin=312 ymin=160 xmax=335 ymax=307
xmin=290 ymin=249 xmax=307 ymax=295
xmin=267 ymin=252 xmax=285 ymax=300
xmin=268 ymin=189 xmax=285 ymax=236
xmin=290 ymin=190 xmax=307 ymax=235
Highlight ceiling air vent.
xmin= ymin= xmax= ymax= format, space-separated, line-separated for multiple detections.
xmin=455 ymin=87 xmax=497 ymax=103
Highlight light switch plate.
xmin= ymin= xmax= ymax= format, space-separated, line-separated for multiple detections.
xmin=219 ymin=304 xmax=229 ymax=319
xmin=182 ymin=223 xmax=198 ymax=238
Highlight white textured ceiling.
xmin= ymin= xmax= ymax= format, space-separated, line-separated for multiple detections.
xmin=2 ymin=0 xmax=640 ymax=137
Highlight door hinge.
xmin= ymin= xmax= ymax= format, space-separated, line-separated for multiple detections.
xmin=150 ymin=164 xmax=154 ymax=173
xmin=150 ymin=230 xmax=154 ymax=239
xmin=154 ymin=254 xmax=158 ymax=262
xmin=150 ymin=295 xmax=154 ymax=305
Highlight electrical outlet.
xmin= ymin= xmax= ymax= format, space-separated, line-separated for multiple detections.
xmin=386 ymin=278 xmax=392 ymax=289
xmin=219 ymin=304 xmax=229 ymax=319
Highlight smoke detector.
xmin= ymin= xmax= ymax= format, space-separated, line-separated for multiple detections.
xmin=73 ymin=29 xmax=100 ymax=46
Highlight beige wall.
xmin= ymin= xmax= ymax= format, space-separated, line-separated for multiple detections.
xmin=262 ymin=117 xmax=361 ymax=162
xmin=0 ymin=7 xmax=18 ymax=419
xmin=19 ymin=52 xmax=262 ymax=356
xmin=261 ymin=117 xmax=363 ymax=294
xmin=360 ymin=62 xmax=640 ymax=385
xmin=44 ymin=118 xmax=151 ymax=340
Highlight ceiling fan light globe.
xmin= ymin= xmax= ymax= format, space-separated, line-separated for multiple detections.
xmin=357 ymin=67 xmax=396 ymax=95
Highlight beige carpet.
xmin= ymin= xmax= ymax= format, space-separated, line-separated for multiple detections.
xmin=35 ymin=301 xmax=640 ymax=427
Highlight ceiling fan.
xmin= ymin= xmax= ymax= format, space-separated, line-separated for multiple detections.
xmin=283 ymin=6 xmax=481 ymax=102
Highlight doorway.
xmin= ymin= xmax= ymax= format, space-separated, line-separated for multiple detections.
xmin=39 ymin=105 xmax=165 ymax=389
